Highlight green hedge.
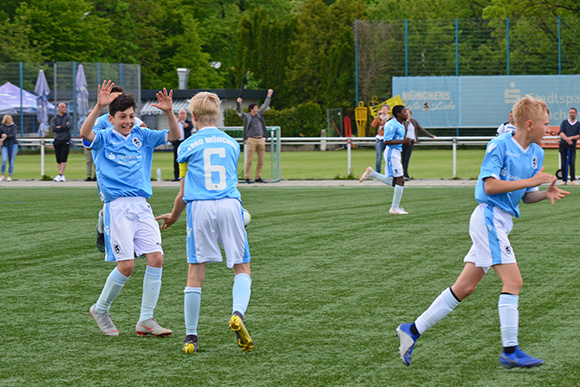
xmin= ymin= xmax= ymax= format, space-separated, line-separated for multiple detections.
xmin=224 ymin=102 xmax=324 ymax=137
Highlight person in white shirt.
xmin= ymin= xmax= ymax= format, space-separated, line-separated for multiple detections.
xmin=496 ymin=111 xmax=517 ymax=136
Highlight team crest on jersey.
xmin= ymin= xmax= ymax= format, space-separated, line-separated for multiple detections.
xmin=132 ymin=137 xmax=142 ymax=147
xmin=531 ymin=156 xmax=537 ymax=169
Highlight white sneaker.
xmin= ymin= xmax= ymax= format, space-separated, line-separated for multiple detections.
xmin=60 ymin=175 xmax=66 ymax=182
xmin=7 ymin=176 xmax=11 ymax=182
xmin=0 ymin=175 xmax=4 ymax=181
xmin=389 ymin=207 xmax=409 ymax=215
xmin=359 ymin=167 xmax=375 ymax=182
xmin=53 ymin=175 xmax=62 ymax=182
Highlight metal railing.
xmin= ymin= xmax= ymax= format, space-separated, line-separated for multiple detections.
xmin=17 ymin=135 xmax=561 ymax=179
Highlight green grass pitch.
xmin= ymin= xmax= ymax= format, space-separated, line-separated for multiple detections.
xmin=1 ymin=185 xmax=579 ymax=385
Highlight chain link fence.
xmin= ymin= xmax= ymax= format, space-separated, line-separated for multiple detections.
xmin=356 ymin=16 xmax=580 ymax=105
xmin=0 ymin=62 xmax=140 ymax=137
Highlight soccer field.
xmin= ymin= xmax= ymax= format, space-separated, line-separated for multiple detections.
xmin=1 ymin=185 xmax=579 ymax=385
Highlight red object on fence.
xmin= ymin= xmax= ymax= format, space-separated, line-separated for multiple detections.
xmin=344 ymin=116 xmax=352 ymax=137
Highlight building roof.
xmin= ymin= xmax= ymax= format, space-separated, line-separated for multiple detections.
xmin=139 ymin=88 xmax=271 ymax=116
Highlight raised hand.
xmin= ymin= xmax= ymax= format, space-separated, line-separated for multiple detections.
xmin=151 ymin=88 xmax=173 ymax=112
xmin=97 ymin=80 xmax=118 ymax=107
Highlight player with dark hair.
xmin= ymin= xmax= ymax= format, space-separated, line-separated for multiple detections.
xmin=156 ymin=92 xmax=254 ymax=354
xmin=359 ymin=105 xmax=412 ymax=214
xmin=81 ymin=80 xmax=180 ymax=337
xmin=396 ymin=95 xmax=569 ymax=368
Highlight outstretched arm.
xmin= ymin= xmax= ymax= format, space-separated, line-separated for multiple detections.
xmin=484 ymin=167 xmax=557 ymax=195
xmin=80 ymin=80 xmax=118 ymax=142
xmin=155 ymin=179 xmax=187 ymax=230
xmin=152 ymin=88 xmax=180 ymax=141
xmin=523 ymin=178 xmax=570 ymax=204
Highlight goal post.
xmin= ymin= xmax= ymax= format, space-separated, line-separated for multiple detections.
xmin=221 ymin=126 xmax=281 ymax=183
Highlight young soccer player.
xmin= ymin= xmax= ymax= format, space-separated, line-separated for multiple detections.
xmin=396 ymin=95 xmax=570 ymax=368
xmin=81 ymin=80 xmax=180 ymax=337
xmin=359 ymin=105 xmax=412 ymax=214
xmin=156 ymin=92 xmax=254 ymax=354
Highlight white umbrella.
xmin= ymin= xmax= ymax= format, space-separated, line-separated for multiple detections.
xmin=34 ymin=70 xmax=51 ymax=136
xmin=76 ymin=64 xmax=89 ymax=128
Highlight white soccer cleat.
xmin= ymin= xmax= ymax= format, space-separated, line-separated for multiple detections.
xmin=53 ymin=175 xmax=61 ymax=182
xmin=60 ymin=175 xmax=66 ymax=182
xmin=90 ymin=304 xmax=119 ymax=336
xmin=389 ymin=207 xmax=408 ymax=215
xmin=359 ymin=167 xmax=375 ymax=183
xmin=136 ymin=318 xmax=172 ymax=337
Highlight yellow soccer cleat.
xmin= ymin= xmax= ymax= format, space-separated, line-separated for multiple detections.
xmin=229 ymin=313 xmax=254 ymax=352
xmin=182 ymin=335 xmax=199 ymax=354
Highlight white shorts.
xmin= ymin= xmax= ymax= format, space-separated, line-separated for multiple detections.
xmin=103 ymin=197 xmax=163 ymax=262
xmin=384 ymin=147 xmax=403 ymax=178
xmin=186 ymin=198 xmax=250 ymax=268
xmin=463 ymin=203 xmax=515 ymax=273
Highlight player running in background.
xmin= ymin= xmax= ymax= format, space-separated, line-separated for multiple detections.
xmin=396 ymin=95 xmax=569 ymax=368
xmin=156 ymin=92 xmax=254 ymax=354
xmin=82 ymin=80 xmax=180 ymax=337
xmin=359 ymin=105 xmax=412 ymax=214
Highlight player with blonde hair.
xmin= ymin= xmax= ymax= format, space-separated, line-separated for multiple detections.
xmin=396 ymin=95 xmax=570 ymax=368
xmin=156 ymin=91 xmax=254 ymax=353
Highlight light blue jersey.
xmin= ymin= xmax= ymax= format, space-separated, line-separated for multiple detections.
xmin=383 ymin=119 xmax=406 ymax=151
xmin=475 ymin=132 xmax=543 ymax=218
xmin=177 ymin=127 xmax=242 ymax=202
xmin=90 ymin=126 xmax=168 ymax=202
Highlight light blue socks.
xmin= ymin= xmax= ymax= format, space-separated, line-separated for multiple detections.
xmin=184 ymin=287 xmax=202 ymax=336
xmin=139 ymin=266 xmax=162 ymax=321
xmin=232 ymin=273 xmax=252 ymax=316
xmin=96 ymin=267 xmax=129 ymax=313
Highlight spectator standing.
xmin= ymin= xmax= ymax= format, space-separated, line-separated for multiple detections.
xmin=402 ymin=109 xmax=436 ymax=180
xmin=558 ymin=107 xmax=580 ymax=185
xmin=172 ymin=109 xmax=193 ymax=181
xmin=496 ymin=111 xmax=517 ymax=136
xmin=0 ymin=114 xmax=18 ymax=181
xmin=371 ymin=105 xmax=390 ymax=173
xmin=237 ymin=89 xmax=273 ymax=184
xmin=51 ymin=103 xmax=72 ymax=182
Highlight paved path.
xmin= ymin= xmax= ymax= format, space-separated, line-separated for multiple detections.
xmin=0 ymin=179 xmax=477 ymax=188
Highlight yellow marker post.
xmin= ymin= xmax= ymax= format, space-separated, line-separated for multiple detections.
xmin=354 ymin=101 xmax=368 ymax=137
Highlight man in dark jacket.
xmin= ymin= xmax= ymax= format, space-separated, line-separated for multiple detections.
xmin=51 ymin=103 xmax=72 ymax=182
xmin=236 ymin=89 xmax=273 ymax=183
xmin=558 ymin=107 xmax=580 ymax=185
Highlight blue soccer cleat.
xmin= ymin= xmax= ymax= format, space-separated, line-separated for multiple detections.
xmin=396 ymin=323 xmax=420 ymax=366
xmin=500 ymin=346 xmax=544 ymax=369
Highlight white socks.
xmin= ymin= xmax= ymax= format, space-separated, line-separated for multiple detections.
xmin=498 ymin=294 xmax=519 ymax=347
xmin=415 ymin=288 xmax=460 ymax=335
xmin=392 ymin=185 xmax=404 ymax=209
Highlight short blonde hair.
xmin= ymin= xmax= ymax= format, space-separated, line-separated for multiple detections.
xmin=188 ymin=92 xmax=220 ymax=126
xmin=513 ymin=95 xmax=549 ymax=130
xmin=2 ymin=114 xmax=12 ymax=125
